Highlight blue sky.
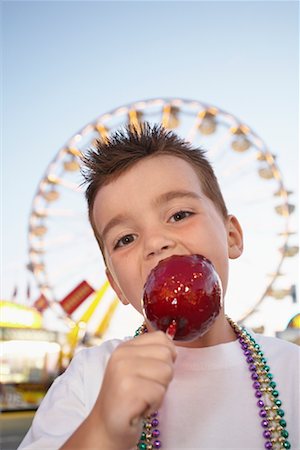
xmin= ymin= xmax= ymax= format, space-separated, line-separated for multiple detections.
xmin=2 ymin=1 xmax=299 ymax=336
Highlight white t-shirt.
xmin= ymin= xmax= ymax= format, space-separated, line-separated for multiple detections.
xmin=19 ymin=333 xmax=300 ymax=450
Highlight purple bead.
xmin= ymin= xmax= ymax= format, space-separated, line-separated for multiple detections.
xmin=255 ymin=390 xmax=262 ymax=398
xmin=253 ymin=381 xmax=260 ymax=389
xmin=265 ymin=441 xmax=273 ymax=449
xmin=151 ymin=411 xmax=158 ymax=418
xmin=151 ymin=418 xmax=159 ymax=427
xmin=246 ymin=356 xmax=254 ymax=363
xmin=259 ymin=408 xmax=267 ymax=418
xmin=249 ymin=364 xmax=256 ymax=371
xmin=261 ymin=419 xmax=269 ymax=428
xmin=257 ymin=400 xmax=265 ymax=407
xmin=153 ymin=440 xmax=161 ymax=449
xmin=244 ymin=349 xmax=251 ymax=356
xmin=152 ymin=429 xmax=160 ymax=438
xmin=263 ymin=430 xmax=271 ymax=439
xmin=242 ymin=343 xmax=248 ymax=350
xmin=251 ymin=372 xmax=259 ymax=380
xmin=239 ymin=337 xmax=245 ymax=344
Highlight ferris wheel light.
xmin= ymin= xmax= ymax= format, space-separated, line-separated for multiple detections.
xmin=47 ymin=174 xmax=59 ymax=184
xmin=82 ymin=124 xmax=94 ymax=136
xmin=152 ymin=98 xmax=164 ymax=106
xmin=73 ymin=134 xmax=82 ymax=143
xmin=256 ymin=151 xmax=277 ymax=162
xmin=171 ymin=99 xmax=184 ymax=107
xmin=231 ymin=124 xmax=250 ymax=135
xmin=115 ymin=106 xmax=129 ymax=117
xmin=274 ymin=188 xmax=293 ymax=197
xmin=275 ymin=204 xmax=295 ymax=216
xmin=66 ymin=147 xmax=81 ymax=157
xmin=133 ymin=101 xmax=147 ymax=110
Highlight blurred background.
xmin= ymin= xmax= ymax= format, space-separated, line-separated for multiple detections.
xmin=1 ymin=1 xmax=299 ymax=447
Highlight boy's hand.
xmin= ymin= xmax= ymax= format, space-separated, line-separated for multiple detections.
xmin=92 ymin=330 xmax=177 ymax=449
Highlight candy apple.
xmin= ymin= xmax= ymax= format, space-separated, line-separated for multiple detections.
xmin=142 ymin=254 xmax=223 ymax=341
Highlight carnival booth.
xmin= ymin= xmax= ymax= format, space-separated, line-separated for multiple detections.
xmin=0 ymin=301 xmax=66 ymax=411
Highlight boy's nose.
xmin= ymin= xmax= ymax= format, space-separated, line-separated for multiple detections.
xmin=144 ymin=233 xmax=176 ymax=259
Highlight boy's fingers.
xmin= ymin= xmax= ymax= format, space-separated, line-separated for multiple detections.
xmin=122 ymin=331 xmax=177 ymax=360
xmin=126 ymin=378 xmax=166 ymax=426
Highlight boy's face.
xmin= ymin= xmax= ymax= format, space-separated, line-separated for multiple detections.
xmin=92 ymin=154 xmax=243 ymax=315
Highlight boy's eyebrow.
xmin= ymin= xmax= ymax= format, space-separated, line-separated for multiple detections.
xmin=101 ymin=213 xmax=130 ymax=241
xmin=101 ymin=190 xmax=202 ymax=241
xmin=154 ymin=190 xmax=202 ymax=206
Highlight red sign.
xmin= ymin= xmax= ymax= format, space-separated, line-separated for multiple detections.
xmin=60 ymin=281 xmax=95 ymax=315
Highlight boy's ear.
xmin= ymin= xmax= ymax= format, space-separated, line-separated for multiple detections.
xmin=226 ymin=215 xmax=243 ymax=259
xmin=105 ymin=268 xmax=130 ymax=305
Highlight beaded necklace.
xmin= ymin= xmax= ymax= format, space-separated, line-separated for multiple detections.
xmin=134 ymin=317 xmax=291 ymax=450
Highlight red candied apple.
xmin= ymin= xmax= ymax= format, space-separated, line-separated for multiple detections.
xmin=142 ymin=254 xmax=223 ymax=341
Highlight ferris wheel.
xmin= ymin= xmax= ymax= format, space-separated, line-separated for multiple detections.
xmin=27 ymin=98 xmax=298 ymax=340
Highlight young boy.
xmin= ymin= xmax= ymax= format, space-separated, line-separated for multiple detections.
xmin=20 ymin=123 xmax=299 ymax=450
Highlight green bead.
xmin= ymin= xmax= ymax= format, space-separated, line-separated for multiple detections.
xmin=278 ymin=409 xmax=285 ymax=417
xmin=279 ymin=419 xmax=287 ymax=428
xmin=272 ymin=389 xmax=279 ymax=397
xmin=283 ymin=441 xmax=291 ymax=449
xmin=275 ymin=399 xmax=282 ymax=407
xmin=281 ymin=430 xmax=289 ymax=438
xmin=254 ymin=344 xmax=260 ymax=350
xmin=269 ymin=381 xmax=276 ymax=389
xmin=267 ymin=373 xmax=273 ymax=380
xmin=263 ymin=365 xmax=270 ymax=372
xmin=139 ymin=443 xmax=147 ymax=450
xmin=140 ymin=432 xmax=146 ymax=441
xmin=258 ymin=351 xmax=264 ymax=357
xmin=261 ymin=357 xmax=267 ymax=364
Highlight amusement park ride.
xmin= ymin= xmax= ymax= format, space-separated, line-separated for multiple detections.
xmin=26 ymin=97 xmax=298 ymax=347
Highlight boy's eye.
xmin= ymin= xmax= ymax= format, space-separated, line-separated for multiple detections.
xmin=170 ymin=211 xmax=193 ymax=222
xmin=114 ymin=234 xmax=135 ymax=249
